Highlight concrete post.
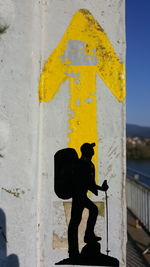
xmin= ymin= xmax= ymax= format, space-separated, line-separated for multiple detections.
xmin=0 ymin=1 xmax=126 ymax=266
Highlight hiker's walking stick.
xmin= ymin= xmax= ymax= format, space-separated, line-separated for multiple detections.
xmin=105 ymin=190 xmax=110 ymax=256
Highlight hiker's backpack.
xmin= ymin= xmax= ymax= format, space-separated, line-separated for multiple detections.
xmin=54 ymin=148 xmax=79 ymax=199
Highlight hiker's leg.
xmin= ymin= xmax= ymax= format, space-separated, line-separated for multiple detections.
xmin=84 ymin=197 xmax=98 ymax=238
xmin=68 ymin=198 xmax=84 ymax=258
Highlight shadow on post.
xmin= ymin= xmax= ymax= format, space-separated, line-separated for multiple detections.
xmin=0 ymin=208 xmax=20 ymax=267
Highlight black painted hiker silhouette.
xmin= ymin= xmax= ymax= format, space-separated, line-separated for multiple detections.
xmin=54 ymin=143 xmax=119 ymax=266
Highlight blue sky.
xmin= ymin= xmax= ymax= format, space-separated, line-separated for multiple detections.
xmin=126 ymin=0 xmax=150 ymax=127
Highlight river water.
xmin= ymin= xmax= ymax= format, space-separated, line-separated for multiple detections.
xmin=127 ymin=160 xmax=150 ymax=187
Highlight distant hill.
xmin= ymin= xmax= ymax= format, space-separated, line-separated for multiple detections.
xmin=127 ymin=124 xmax=150 ymax=138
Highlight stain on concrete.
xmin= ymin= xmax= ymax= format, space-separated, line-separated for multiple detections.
xmin=53 ymin=232 xmax=67 ymax=249
xmin=95 ymin=202 xmax=105 ymax=217
xmin=1 ymin=188 xmax=25 ymax=198
xmin=0 ymin=25 xmax=9 ymax=34
xmin=107 ymin=164 xmax=112 ymax=173
xmin=42 ymin=172 xmax=48 ymax=177
xmin=2 ymin=188 xmax=20 ymax=198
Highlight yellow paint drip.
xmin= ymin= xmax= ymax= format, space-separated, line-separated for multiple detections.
xmin=39 ymin=9 xmax=126 ymax=184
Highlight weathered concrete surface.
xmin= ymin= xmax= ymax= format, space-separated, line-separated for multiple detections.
xmin=0 ymin=0 xmax=40 ymax=266
xmin=0 ymin=1 xmax=126 ymax=267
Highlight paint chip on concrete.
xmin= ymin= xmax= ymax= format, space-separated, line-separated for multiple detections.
xmin=85 ymin=97 xmax=94 ymax=103
xmin=76 ymin=99 xmax=80 ymax=106
xmin=65 ymin=71 xmax=80 ymax=78
xmin=61 ymin=40 xmax=99 ymax=66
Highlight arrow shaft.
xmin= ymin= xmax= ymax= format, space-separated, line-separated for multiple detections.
xmin=67 ymin=67 xmax=98 ymax=183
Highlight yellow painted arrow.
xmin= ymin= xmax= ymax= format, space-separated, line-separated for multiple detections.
xmin=39 ymin=9 xmax=126 ymax=183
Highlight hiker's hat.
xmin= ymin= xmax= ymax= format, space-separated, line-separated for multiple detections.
xmin=80 ymin=143 xmax=96 ymax=153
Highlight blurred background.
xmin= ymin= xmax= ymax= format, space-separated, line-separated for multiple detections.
xmin=126 ymin=0 xmax=150 ymax=266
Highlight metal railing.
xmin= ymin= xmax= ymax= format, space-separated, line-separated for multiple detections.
xmin=126 ymin=170 xmax=150 ymax=233
xmin=127 ymin=167 xmax=150 ymax=187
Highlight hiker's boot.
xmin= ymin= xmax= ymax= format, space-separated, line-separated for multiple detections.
xmin=84 ymin=233 xmax=101 ymax=243
xmin=69 ymin=250 xmax=80 ymax=263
